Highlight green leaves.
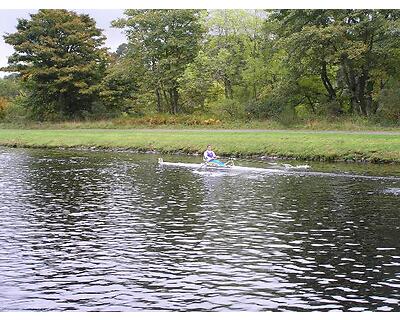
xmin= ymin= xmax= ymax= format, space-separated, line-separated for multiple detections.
xmin=4 ymin=9 xmax=399 ymax=123
xmin=271 ymin=9 xmax=400 ymax=117
xmin=112 ymin=10 xmax=205 ymax=114
xmin=2 ymin=9 xmax=109 ymax=119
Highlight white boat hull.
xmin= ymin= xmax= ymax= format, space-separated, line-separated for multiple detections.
xmin=158 ymin=158 xmax=284 ymax=173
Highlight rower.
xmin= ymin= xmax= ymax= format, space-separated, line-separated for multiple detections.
xmin=203 ymin=145 xmax=226 ymax=166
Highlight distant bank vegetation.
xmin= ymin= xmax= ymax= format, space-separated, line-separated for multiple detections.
xmin=1 ymin=9 xmax=400 ymax=127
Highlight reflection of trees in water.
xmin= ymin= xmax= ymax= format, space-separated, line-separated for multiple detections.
xmin=134 ymin=166 xmax=207 ymax=246
xmin=15 ymin=150 xmax=121 ymax=275
xmin=4 ymin=149 xmax=399 ymax=310
xmin=25 ymin=150 xmax=112 ymax=219
xmin=163 ymin=170 xmax=400 ymax=310
xmin=264 ymin=175 xmax=400 ymax=311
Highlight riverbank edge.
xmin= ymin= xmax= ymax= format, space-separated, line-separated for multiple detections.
xmin=0 ymin=128 xmax=399 ymax=163
xmin=0 ymin=142 xmax=398 ymax=164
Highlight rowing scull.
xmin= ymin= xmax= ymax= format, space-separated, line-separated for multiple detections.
xmin=158 ymin=158 xmax=291 ymax=173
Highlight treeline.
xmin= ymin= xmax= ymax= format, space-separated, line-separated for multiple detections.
xmin=1 ymin=9 xmax=400 ymax=124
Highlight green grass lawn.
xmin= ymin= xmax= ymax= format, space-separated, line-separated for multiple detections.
xmin=0 ymin=129 xmax=399 ymax=163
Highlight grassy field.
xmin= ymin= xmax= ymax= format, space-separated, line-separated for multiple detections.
xmin=0 ymin=128 xmax=399 ymax=163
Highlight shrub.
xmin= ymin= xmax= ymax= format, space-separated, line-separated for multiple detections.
xmin=377 ymin=82 xmax=400 ymax=125
xmin=0 ymin=97 xmax=9 ymax=119
xmin=324 ymin=100 xmax=343 ymax=117
xmin=245 ymin=97 xmax=283 ymax=119
xmin=208 ymin=98 xmax=245 ymax=119
xmin=1 ymin=97 xmax=30 ymax=123
xmin=295 ymin=103 xmax=314 ymax=120
xmin=277 ymin=106 xmax=299 ymax=126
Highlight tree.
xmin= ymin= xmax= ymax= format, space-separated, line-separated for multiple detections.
xmin=205 ymin=10 xmax=255 ymax=100
xmin=2 ymin=9 xmax=109 ymax=119
xmin=270 ymin=9 xmax=400 ymax=117
xmin=99 ymin=55 xmax=138 ymax=114
xmin=0 ymin=75 xmax=23 ymax=120
xmin=335 ymin=10 xmax=400 ymax=116
xmin=113 ymin=9 xmax=205 ymax=114
xmin=177 ymin=50 xmax=216 ymax=112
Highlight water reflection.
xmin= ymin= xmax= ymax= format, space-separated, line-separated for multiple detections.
xmin=0 ymin=147 xmax=399 ymax=311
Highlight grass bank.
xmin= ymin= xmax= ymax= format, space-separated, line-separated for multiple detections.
xmin=0 ymin=129 xmax=399 ymax=163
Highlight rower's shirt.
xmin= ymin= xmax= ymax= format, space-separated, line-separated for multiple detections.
xmin=204 ymin=150 xmax=216 ymax=161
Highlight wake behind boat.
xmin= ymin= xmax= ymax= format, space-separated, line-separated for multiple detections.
xmin=158 ymin=158 xmax=400 ymax=181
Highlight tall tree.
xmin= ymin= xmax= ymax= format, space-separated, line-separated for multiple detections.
xmin=335 ymin=10 xmax=400 ymax=115
xmin=202 ymin=10 xmax=274 ymax=105
xmin=2 ymin=9 xmax=109 ymax=119
xmin=177 ymin=50 xmax=216 ymax=112
xmin=113 ymin=9 xmax=205 ymax=114
xmin=271 ymin=9 xmax=400 ymax=116
xmin=205 ymin=10 xmax=250 ymax=100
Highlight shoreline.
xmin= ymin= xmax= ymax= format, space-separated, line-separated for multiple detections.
xmin=1 ymin=143 xmax=394 ymax=164
xmin=1 ymin=143 xmax=399 ymax=165
xmin=0 ymin=128 xmax=399 ymax=164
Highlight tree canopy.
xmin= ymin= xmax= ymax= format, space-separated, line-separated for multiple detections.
xmin=2 ymin=9 xmax=400 ymax=124
xmin=2 ymin=9 xmax=109 ymax=119
xmin=112 ymin=9 xmax=205 ymax=114
xmin=272 ymin=9 xmax=400 ymax=117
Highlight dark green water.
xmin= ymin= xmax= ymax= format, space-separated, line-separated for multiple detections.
xmin=0 ymin=147 xmax=399 ymax=311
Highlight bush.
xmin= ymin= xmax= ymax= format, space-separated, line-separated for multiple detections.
xmin=208 ymin=98 xmax=245 ymax=119
xmin=277 ymin=106 xmax=299 ymax=126
xmin=377 ymin=82 xmax=400 ymax=125
xmin=2 ymin=95 xmax=67 ymax=123
xmin=245 ymin=97 xmax=283 ymax=119
xmin=1 ymin=97 xmax=30 ymax=123
xmin=295 ymin=103 xmax=314 ymax=120
xmin=323 ymin=100 xmax=343 ymax=117
xmin=82 ymin=100 xmax=121 ymax=121
xmin=0 ymin=76 xmax=20 ymax=98
xmin=0 ymin=97 xmax=9 ymax=119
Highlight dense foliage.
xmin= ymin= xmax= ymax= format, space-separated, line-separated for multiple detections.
xmin=271 ymin=9 xmax=400 ymax=120
xmin=112 ymin=9 xmax=205 ymax=114
xmin=1 ymin=9 xmax=400 ymax=124
xmin=2 ymin=9 xmax=108 ymax=119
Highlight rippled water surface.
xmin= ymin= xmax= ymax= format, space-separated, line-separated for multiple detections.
xmin=1 ymin=147 xmax=400 ymax=311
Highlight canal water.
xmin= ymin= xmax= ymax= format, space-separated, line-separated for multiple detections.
xmin=0 ymin=147 xmax=399 ymax=311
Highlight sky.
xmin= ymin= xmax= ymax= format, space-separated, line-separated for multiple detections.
xmin=0 ymin=9 xmax=126 ymax=77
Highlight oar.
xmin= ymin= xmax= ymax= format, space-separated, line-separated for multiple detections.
xmin=218 ymin=157 xmax=236 ymax=167
xmin=196 ymin=161 xmax=207 ymax=171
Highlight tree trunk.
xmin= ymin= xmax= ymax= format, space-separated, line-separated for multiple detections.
xmin=356 ymin=72 xmax=368 ymax=116
xmin=173 ymin=88 xmax=179 ymax=114
xmin=155 ymin=87 xmax=162 ymax=113
xmin=306 ymin=95 xmax=316 ymax=114
xmin=370 ymin=100 xmax=379 ymax=114
xmin=320 ymin=60 xmax=336 ymax=101
xmin=223 ymin=76 xmax=233 ymax=99
xmin=162 ymin=88 xmax=170 ymax=111
xmin=340 ymin=56 xmax=368 ymax=116
xmin=169 ymin=87 xmax=179 ymax=114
